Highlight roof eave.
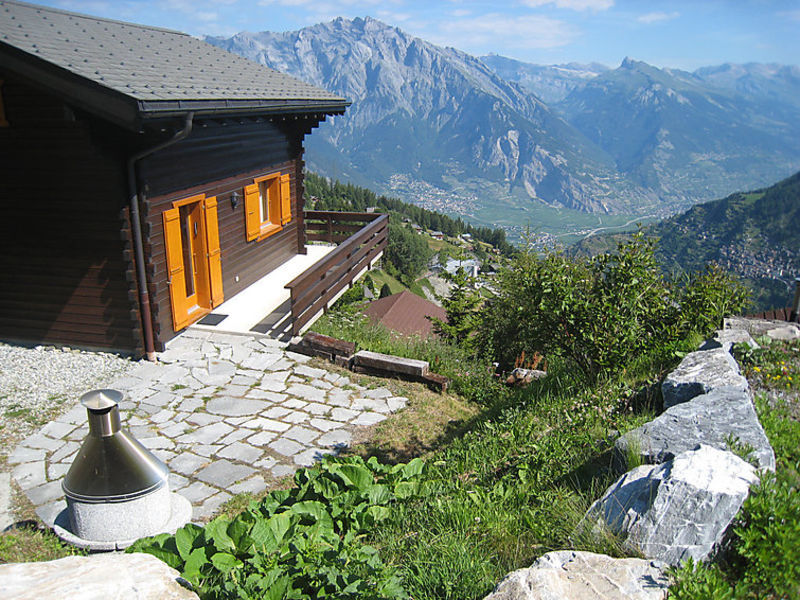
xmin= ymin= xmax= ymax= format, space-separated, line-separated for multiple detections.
xmin=137 ymin=98 xmax=350 ymax=121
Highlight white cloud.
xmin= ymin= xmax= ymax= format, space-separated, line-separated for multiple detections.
xmin=637 ymin=11 xmax=680 ymax=24
xmin=430 ymin=13 xmax=577 ymax=51
xmin=520 ymin=0 xmax=613 ymax=12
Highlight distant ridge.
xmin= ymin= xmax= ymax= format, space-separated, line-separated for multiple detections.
xmin=574 ymin=171 xmax=800 ymax=311
xmin=207 ymin=18 xmax=800 ymax=221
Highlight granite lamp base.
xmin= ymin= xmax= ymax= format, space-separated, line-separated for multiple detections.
xmin=53 ymin=492 xmax=192 ymax=551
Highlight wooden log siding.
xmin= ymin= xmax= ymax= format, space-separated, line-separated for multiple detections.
xmin=286 ymin=212 xmax=388 ymax=335
xmin=142 ymin=150 xmax=307 ymax=350
xmin=0 ymin=77 xmax=142 ymax=353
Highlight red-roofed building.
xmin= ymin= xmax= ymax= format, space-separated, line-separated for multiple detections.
xmin=363 ymin=290 xmax=446 ymax=338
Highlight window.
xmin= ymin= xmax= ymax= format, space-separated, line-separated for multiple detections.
xmin=244 ymin=171 xmax=292 ymax=242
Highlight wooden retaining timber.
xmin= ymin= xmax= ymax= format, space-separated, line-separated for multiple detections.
xmin=287 ymin=331 xmax=355 ymax=362
xmin=352 ymin=350 xmax=429 ymax=378
xmin=288 ymin=332 xmax=450 ymax=392
xmin=286 ymin=212 xmax=388 ymax=336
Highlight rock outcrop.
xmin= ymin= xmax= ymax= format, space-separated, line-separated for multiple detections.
xmin=698 ymin=329 xmax=759 ymax=353
xmin=0 ymin=552 xmax=198 ymax=600
xmin=661 ymin=348 xmax=748 ymax=409
xmin=616 ymin=386 xmax=775 ymax=471
xmin=585 ymin=445 xmax=758 ymax=566
xmin=724 ymin=317 xmax=800 ymax=341
xmin=482 ymin=550 xmax=669 ymax=600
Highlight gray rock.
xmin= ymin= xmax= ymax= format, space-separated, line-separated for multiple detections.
xmin=0 ymin=552 xmax=199 ymax=599
xmin=699 ymin=329 xmax=759 ymax=353
xmin=661 ymin=348 xmax=748 ymax=409
xmin=724 ymin=316 xmax=797 ymax=338
xmin=483 ymin=550 xmax=668 ymax=600
xmin=766 ymin=324 xmax=800 ymax=341
xmin=616 ymin=387 xmax=775 ymax=471
xmin=586 ymin=445 xmax=758 ymax=566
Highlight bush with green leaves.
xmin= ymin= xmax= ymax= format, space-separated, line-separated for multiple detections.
xmin=128 ymin=455 xmax=427 ymax=599
xmin=478 ymin=233 xmax=749 ymax=379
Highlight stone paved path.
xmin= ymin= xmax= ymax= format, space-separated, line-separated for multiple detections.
xmin=8 ymin=329 xmax=407 ymax=525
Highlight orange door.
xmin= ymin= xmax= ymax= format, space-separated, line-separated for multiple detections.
xmin=163 ymin=195 xmax=223 ymax=331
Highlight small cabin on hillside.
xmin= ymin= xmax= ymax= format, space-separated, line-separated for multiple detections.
xmin=0 ymin=1 xmax=384 ymax=358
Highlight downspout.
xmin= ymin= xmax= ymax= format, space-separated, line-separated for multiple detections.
xmin=127 ymin=112 xmax=194 ymax=361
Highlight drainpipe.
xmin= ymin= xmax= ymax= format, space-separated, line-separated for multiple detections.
xmin=127 ymin=112 xmax=194 ymax=361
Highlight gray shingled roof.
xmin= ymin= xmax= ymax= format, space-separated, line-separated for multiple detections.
xmin=0 ymin=0 xmax=348 ymax=127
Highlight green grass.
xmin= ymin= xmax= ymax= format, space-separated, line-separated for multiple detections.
xmin=363 ymin=355 xmax=665 ymax=599
xmin=0 ymin=525 xmax=84 ymax=564
xmin=368 ymin=269 xmax=407 ymax=295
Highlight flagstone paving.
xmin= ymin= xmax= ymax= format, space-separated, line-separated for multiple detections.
xmin=8 ymin=329 xmax=407 ymax=525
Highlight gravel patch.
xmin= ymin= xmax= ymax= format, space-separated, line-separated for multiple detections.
xmin=0 ymin=342 xmax=136 ymax=461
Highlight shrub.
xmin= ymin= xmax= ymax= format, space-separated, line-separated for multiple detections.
xmin=478 ymin=233 xmax=676 ymax=379
xmin=478 ymin=233 xmax=749 ymax=380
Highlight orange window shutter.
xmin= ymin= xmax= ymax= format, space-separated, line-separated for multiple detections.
xmin=203 ymin=196 xmax=224 ymax=308
xmin=244 ymin=184 xmax=260 ymax=241
xmin=280 ymin=173 xmax=291 ymax=225
xmin=162 ymin=208 xmax=190 ymax=331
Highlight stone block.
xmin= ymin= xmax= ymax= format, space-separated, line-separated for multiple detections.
xmin=616 ymin=387 xmax=775 ymax=471
xmin=283 ymin=426 xmax=320 ymax=445
xmin=317 ymin=430 xmax=352 ymax=448
xmin=217 ymin=442 xmax=263 ymax=463
xmin=269 ymin=438 xmax=305 ymax=457
xmin=699 ymin=329 xmax=759 ymax=353
xmin=661 ymin=348 xmax=748 ymax=409
xmin=482 ymin=550 xmax=668 ymax=600
xmin=175 ymin=421 xmax=233 ymax=445
xmin=168 ymin=452 xmax=209 ymax=476
xmin=0 ymin=552 xmax=199 ymax=599
xmin=353 ymin=412 xmax=387 ymax=426
xmin=195 ymin=459 xmax=255 ymax=488
xmin=585 ymin=445 xmax=758 ymax=566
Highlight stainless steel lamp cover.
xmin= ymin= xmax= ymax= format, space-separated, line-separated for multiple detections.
xmin=62 ymin=389 xmax=169 ymax=503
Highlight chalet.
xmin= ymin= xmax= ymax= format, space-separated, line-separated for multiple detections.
xmin=0 ymin=1 xmax=386 ymax=359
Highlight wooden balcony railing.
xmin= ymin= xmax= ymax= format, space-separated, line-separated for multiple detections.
xmin=285 ymin=211 xmax=388 ymax=335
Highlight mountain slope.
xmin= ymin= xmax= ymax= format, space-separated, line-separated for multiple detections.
xmin=206 ymin=18 xmax=653 ymax=214
xmin=574 ymin=171 xmax=800 ymax=310
xmin=558 ymin=58 xmax=800 ymax=207
xmin=479 ymin=55 xmax=609 ymax=104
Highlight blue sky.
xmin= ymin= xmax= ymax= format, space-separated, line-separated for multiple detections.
xmin=33 ymin=0 xmax=800 ymax=70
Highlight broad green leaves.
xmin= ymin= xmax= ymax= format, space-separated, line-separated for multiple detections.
xmin=128 ymin=454 xmax=426 ymax=599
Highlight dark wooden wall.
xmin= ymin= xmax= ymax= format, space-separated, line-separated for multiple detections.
xmin=0 ymin=75 xmax=142 ymax=354
xmin=140 ymin=118 xmax=314 ymax=350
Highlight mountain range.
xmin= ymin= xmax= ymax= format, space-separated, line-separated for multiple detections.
xmin=206 ymin=18 xmax=800 ymax=225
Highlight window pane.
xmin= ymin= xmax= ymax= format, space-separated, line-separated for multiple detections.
xmin=179 ymin=204 xmax=195 ymax=297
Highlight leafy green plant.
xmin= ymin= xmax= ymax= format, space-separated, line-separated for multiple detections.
xmin=129 ymin=455 xmax=428 ymax=599
xmin=668 ymin=558 xmax=735 ymax=600
xmin=729 ymin=470 xmax=800 ymax=598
